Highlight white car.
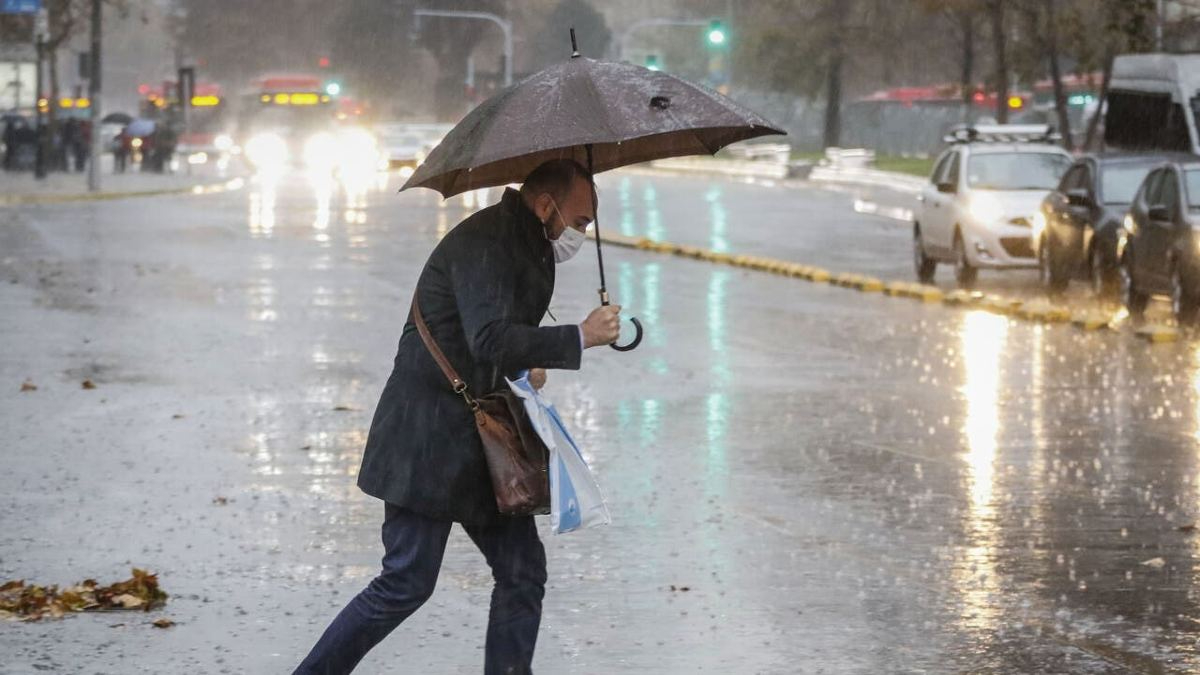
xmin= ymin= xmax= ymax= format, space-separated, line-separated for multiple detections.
xmin=913 ymin=125 xmax=1072 ymax=287
xmin=375 ymin=122 xmax=452 ymax=170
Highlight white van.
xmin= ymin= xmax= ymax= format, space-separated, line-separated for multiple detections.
xmin=1104 ymin=53 xmax=1200 ymax=156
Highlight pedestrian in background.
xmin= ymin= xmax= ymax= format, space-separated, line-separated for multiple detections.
xmin=294 ymin=159 xmax=621 ymax=675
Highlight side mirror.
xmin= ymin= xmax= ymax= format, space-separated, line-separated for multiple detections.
xmin=1065 ymin=188 xmax=1092 ymax=207
xmin=1148 ymin=205 xmax=1170 ymax=222
xmin=936 ymin=181 xmax=956 ymax=194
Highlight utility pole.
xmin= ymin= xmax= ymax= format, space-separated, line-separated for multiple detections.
xmin=87 ymin=0 xmax=101 ymax=191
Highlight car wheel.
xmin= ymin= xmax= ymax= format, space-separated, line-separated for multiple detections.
xmin=1120 ymin=254 xmax=1148 ymax=319
xmin=1090 ymin=247 xmax=1118 ymax=299
xmin=1170 ymin=262 xmax=1198 ymax=326
xmin=913 ymin=226 xmax=936 ymax=284
xmin=953 ymin=232 xmax=977 ymax=289
xmin=1038 ymin=236 xmax=1068 ymax=294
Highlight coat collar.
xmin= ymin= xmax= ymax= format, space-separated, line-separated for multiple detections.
xmin=502 ymin=187 xmax=551 ymax=254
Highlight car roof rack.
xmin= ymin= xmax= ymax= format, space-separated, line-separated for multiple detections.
xmin=943 ymin=124 xmax=1062 ymax=145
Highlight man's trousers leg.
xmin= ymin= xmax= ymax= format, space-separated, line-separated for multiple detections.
xmin=463 ymin=516 xmax=547 ymax=675
xmin=293 ymin=504 xmax=452 ymax=675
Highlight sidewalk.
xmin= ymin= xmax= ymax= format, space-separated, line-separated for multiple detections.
xmin=0 ymin=158 xmax=244 ymax=206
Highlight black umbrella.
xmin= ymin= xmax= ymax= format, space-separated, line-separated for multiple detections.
xmin=403 ymin=30 xmax=785 ymax=351
xmin=101 ymin=112 xmax=134 ymax=125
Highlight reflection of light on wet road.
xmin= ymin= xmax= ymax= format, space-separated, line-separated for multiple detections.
xmin=961 ymin=312 xmax=1006 ymax=506
xmin=706 ymin=186 xmax=728 ymax=253
xmin=248 ymin=178 xmax=277 ymax=238
xmin=643 ymin=183 xmax=664 ymax=241
xmin=955 ymin=310 xmax=1007 ymax=633
xmin=706 ymin=270 xmax=731 ymax=493
xmin=618 ymin=176 xmax=635 ymax=237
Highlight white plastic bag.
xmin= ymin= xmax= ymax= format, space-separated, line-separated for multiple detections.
xmin=507 ymin=374 xmax=610 ymax=534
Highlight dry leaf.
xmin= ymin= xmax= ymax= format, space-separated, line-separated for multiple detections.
xmin=1140 ymin=557 xmax=1166 ymax=569
xmin=81 ymin=379 xmax=96 ymax=390
xmin=212 ymin=497 xmax=229 ymax=506
xmin=1178 ymin=524 xmax=1196 ymax=533
xmin=332 ymin=405 xmax=354 ymax=411
xmin=172 ymin=414 xmax=185 ymax=419
xmin=20 ymin=381 xmax=36 ymax=392
xmin=112 ymin=594 xmax=144 ymax=609
xmin=152 ymin=618 xmax=175 ymax=628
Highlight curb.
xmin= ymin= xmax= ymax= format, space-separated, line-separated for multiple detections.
xmin=595 ymin=230 xmax=1178 ymax=340
xmin=0 ymin=177 xmax=246 ymax=207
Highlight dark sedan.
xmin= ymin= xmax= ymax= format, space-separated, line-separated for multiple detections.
xmin=1037 ymin=154 xmax=1181 ymax=295
xmin=1118 ymin=159 xmax=1200 ymax=322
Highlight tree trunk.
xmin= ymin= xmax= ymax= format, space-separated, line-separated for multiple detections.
xmin=1046 ymin=0 xmax=1073 ymax=149
xmin=959 ymin=10 xmax=975 ymax=122
xmin=822 ymin=1 xmax=849 ymax=149
xmin=1083 ymin=51 xmax=1113 ymax=151
xmin=989 ymin=0 xmax=1009 ymax=123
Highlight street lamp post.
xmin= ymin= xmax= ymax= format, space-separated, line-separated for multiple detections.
xmin=413 ymin=9 xmax=512 ymax=88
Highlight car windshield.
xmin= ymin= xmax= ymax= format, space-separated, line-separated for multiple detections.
xmin=967 ymin=152 xmax=1071 ymax=190
xmin=1187 ymin=169 xmax=1200 ymax=210
xmin=1101 ymin=165 xmax=1155 ymax=204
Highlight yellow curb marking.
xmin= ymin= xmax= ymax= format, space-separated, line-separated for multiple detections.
xmin=593 ymin=232 xmax=1184 ymax=341
xmin=0 ymin=177 xmax=246 ymax=207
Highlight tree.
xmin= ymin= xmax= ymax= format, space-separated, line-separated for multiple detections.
xmin=986 ymin=0 xmax=1009 ymax=123
xmin=526 ymin=0 xmax=610 ymax=68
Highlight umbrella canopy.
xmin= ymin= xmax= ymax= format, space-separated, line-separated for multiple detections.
xmin=402 ymin=55 xmax=784 ymax=198
xmin=102 ymin=112 xmax=134 ymax=125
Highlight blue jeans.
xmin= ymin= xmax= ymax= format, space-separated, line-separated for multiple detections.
xmin=294 ymin=503 xmax=547 ymax=674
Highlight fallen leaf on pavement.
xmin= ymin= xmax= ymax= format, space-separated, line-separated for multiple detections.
xmin=20 ymin=381 xmax=36 ymax=392
xmin=172 ymin=414 xmax=185 ymax=419
xmin=111 ymin=594 xmax=144 ymax=609
xmin=1177 ymin=524 xmax=1196 ymax=533
xmin=1140 ymin=557 xmax=1166 ymax=569
xmin=81 ymin=379 xmax=96 ymax=390
xmin=152 ymin=618 xmax=175 ymax=628
xmin=212 ymin=497 xmax=229 ymax=505
xmin=0 ymin=568 xmax=167 ymax=621
xmin=332 ymin=405 xmax=354 ymax=411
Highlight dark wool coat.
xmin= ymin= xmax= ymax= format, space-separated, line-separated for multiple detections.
xmin=357 ymin=188 xmax=583 ymax=524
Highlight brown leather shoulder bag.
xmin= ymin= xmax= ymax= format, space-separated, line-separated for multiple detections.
xmin=412 ymin=297 xmax=550 ymax=517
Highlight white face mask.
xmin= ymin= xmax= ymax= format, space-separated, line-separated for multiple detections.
xmin=548 ymin=200 xmax=588 ymax=263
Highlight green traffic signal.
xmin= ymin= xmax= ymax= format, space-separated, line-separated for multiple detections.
xmin=707 ymin=20 xmax=726 ymax=46
xmin=645 ymin=54 xmax=661 ymax=71
xmin=325 ymin=82 xmax=342 ymax=97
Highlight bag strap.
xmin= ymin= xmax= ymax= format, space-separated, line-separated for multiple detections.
xmin=411 ymin=295 xmax=476 ymax=407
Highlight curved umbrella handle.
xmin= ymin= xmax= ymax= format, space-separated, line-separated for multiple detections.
xmin=610 ymin=316 xmax=643 ymax=352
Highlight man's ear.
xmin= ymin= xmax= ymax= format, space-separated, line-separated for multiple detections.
xmin=534 ymin=193 xmax=554 ymax=224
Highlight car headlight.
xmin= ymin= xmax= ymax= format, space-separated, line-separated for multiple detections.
xmin=335 ymin=128 xmax=379 ymax=173
xmin=245 ymin=132 xmax=289 ymax=168
xmin=968 ymin=193 xmax=1004 ymax=225
xmin=304 ymin=132 xmax=339 ymax=169
xmin=214 ymin=134 xmax=234 ymax=152
xmin=1123 ymin=214 xmax=1137 ymax=235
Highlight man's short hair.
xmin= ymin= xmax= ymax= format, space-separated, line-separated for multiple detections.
xmin=520 ymin=158 xmax=593 ymax=204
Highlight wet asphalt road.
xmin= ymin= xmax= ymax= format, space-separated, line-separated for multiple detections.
xmin=4 ymin=168 xmax=1200 ymax=673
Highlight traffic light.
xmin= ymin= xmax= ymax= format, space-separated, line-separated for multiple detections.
xmin=318 ymin=56 xmax=330 ymax=69
xmin=325 ymin=81 xmax=342 ymax=97
xmin=706 ymin=20 xmax=726 ymax=47
xmin=644 ymin=54 xmax=661 ymax=71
